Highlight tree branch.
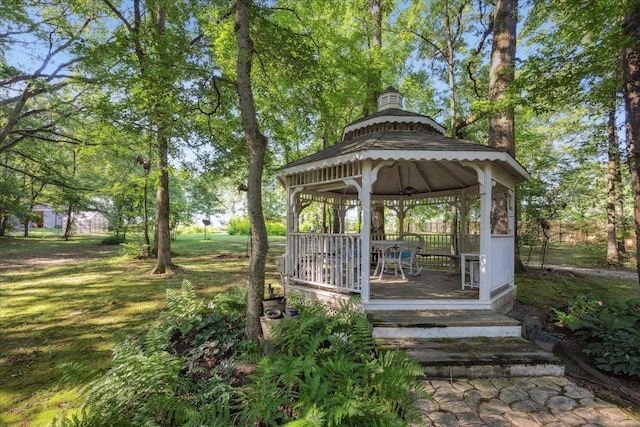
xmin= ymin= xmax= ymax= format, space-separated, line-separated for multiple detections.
xmin=1 ymin=162 xmax=94 ymax=192
xmin=405 ymin=29 xmax=446 ymax=59
xmin=473 ymin=1 xmax=494 ymax=55
xmin=0 ymin=81 xmax=71 ymax=107
xmin=455 ymin=111 xmax=488 ymax=134
xmin=102 ymin=0 xmax=145 ymax=63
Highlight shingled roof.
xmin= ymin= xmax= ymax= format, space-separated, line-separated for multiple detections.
xmin=279 ymin=87 xmax=529 ymax=185
xmin=283 ymin=130 xmax=508 ymax=168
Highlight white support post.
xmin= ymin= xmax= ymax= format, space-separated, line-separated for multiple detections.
xmin=508 ymin=188 xmax=515 ymax=235
xmin=286 ymin=187 xmax=302 ymax=281
xmin=460 ymin=189 xmax=468 ymax=255
xmin=360 ymin=160 xmax=373 ymax=303
xmin=479 ymin=163 xmax=493 ymax=302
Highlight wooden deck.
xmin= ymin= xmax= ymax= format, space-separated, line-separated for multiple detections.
xmin=369 ymin=269 xmax=479 ymax=300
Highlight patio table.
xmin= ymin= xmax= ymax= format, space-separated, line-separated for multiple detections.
xmin=372 ymin=240 xmax=407 ymax=280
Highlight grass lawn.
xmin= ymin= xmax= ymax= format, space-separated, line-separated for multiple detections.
xmin=0 ymin=230 xmax=285 ymax=427
xmin=0 ymin=231 xmax=638 ymax=426
xmin=518 ymin=241 xmax=639 ymax=309
xmin=522 ymin=240 xmax=638 ymax=270
xmin=516 ymin=269 xmax=639 ymax=310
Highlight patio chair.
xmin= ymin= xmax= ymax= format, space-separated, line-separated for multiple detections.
xmin=400 ymin=245 xmax=422 ymax=276
xmin=374 ymin=243 xmax=406 ymax=280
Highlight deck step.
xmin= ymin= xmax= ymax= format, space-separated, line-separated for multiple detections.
xmin=368 ymin=309 xmax=522 ymax=339
xmin=377 ymin=337 xmax=565 ymax=378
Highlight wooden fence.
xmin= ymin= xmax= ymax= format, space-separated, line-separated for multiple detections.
xmin=519 ymin=220 xmax=635 ymax=247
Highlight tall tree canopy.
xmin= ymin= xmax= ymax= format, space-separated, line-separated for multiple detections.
xmin=2 ymin=0 xmax=638 ymax=315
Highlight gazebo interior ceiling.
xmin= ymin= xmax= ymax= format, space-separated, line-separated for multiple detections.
xmin=316 ymin=160 xmax=480 ymax=197
xmin=374 ymin=160 xmax=478 ymax=195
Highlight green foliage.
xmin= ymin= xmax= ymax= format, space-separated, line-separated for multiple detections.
xmin=54 ymin=283 xmax=426 ymax=426
xmin=82 ymin=336 xmax=182 ymax=425
xmin=100 ymin=234 xmax=125 ymax=245
xmin=266 ymin=221 xmax=287 ymax=236
xmin=119 ymin=241 xmax=150 ymax=258
xmin=227 ymin=216 xmax=286 ymax=236
xmin=554 ymin=297 xmax=640 ymax=378
xmin=242 ymin=296 xmax=427 ymax=426
xmin=227 ymin=217 xmax=250 ymax=235
xmin=165 ymin=280 xmax=205 ymax=336
xmin=53 ymin=280 xmax=250 ymax=426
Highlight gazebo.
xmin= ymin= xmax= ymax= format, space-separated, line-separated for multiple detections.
xmin=277 ymin=87 xmax=529 ymax=315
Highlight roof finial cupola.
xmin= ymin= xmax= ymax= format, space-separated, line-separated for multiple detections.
xmin=377 ymin=86 xmax=404 ymax=111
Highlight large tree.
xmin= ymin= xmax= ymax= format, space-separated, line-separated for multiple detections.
xmin=96 ymin=0 xmax=204 ymax=273
xmin=518 ymin=0 xmax=636 ymax=266
xmin=622 ymin=0 xmax=640 ymax=280
xmin=0 ymin=1 xmax=90 ymax=154
xmin=395 ymin=0 xmax=493 ymax=138
xmin=233 ymin=0 xmax=274 ymax=339
xmin=488 ymin=0 xmax=517 ymax=156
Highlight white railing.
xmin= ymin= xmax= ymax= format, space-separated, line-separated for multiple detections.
xmin=288 ymin=233 xmax=362 ymax=292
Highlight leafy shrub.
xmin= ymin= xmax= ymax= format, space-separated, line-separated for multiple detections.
xmin=227 ymin=217 xmax=250 ymax=235
xmin=119 ymin=241 xmax=150 ymax=258
xmin=265 ymin=221 xmax=286 ymax=236
xmin=241 ymin=295 xmax=427 ymax=426
xmin=100 ymin=234 xmax=125 ymax=245
xmin=554 ymin=297 xmax=640 ymax=378
xmin=227 ymin=216 xmax=286 ymax=236
xmin=54 ymin=281 xmax=250 ymax=426
xmin=54 ymin=284 xmax=426 ymax=426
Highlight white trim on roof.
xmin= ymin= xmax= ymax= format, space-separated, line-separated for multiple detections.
xmin=342 ymin=114 xmax=446 ymax=139
xmin=278 ymin=149 xmax=530 ymax=182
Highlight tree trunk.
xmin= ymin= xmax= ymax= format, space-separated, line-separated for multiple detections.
xmin=332 ymin=206 xmax=341 ymax=233
xmin=489 ymin=0 xmax=522 ymax=271
xmin=615 ymin=143 xmax=626 ymax=254
xmin=148 ymin=4 xmax=174 ymax=274
xmin=64 ymin=203 xmax=74 ymax=241
xmin=622 ymin=0 xmax=640 ymax=283
xmin=606 ymin=99 xmax=620 ymax=265
xmin=63 ymin=150 xmax=77 ymax=241
xmin=151 ymin=129 xmax=173 ymax=274
xmin=143 ymin=167 xmax=150 ymax=249
xmin=235 ymin=0 xmax=269 ymax=341
xmin=0 ymin=215 xmax=8 ymax=236
xmin=368 ymin=0 xmax=385 ymax=238
xmin=488 ymin=0 xmax=517 ymax=156
xmin=23 ymin=214 xmax=30 ymax=237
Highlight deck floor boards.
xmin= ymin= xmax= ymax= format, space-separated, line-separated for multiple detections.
xmin=369 ymin=269 xmax=478 ymax=300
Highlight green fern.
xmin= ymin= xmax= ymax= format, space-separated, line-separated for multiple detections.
xmin=165 ymin=280 xmax=204 ymax=336
xmin=244 ymin=297 xmax=428 ymax=426
xmin=211 ymin=285 xmax=248 ymax=317
xmin=56 ymin=362 xmax=99 ymax=389
xmin=81 ymin=336 xmax=181 ymax=423
xmin=54 ymin=284 xmax=426 ymax=427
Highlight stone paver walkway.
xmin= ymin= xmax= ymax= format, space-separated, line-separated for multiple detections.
xmin=412 ymin=376 xmax=640 ymax=426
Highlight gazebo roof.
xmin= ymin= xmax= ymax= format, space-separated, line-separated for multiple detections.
xmin=278 ymin=87 xmax=529 ymax=195
xmin=280 ymin=129 xmax=529 ymax=185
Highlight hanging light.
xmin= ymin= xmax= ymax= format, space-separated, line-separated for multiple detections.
xmin=401 ymin=164 xmax=417 ymax=196
xmin=401 ymin=186 xmax=418 ymax=197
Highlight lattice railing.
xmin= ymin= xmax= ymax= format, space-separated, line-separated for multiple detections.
xmin=288 ymin=233 xmax=362 ymax=292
